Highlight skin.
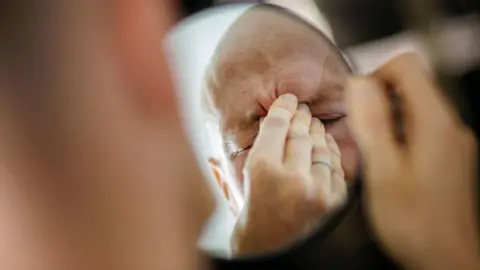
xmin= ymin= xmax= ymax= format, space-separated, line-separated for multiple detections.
xmin=1 ymin=1 xmax=478 ymax=269
xmin=347 ymin=54 xmax=480 ymax=269
xmin=205 ymin=7 xmax=358 ymax=192
xmin=0 ymin=0 xmax=213 ymax=269
xmin=232 ymin=96 xmax=347 ymax=255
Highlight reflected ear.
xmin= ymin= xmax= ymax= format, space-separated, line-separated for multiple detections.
xmin=208 ymin=158 xmax=239 ymax=216
xmin=208 ymin=158 xmax=230 ymax=200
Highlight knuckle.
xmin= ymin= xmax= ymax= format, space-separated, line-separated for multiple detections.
xmin=290 ymin=118 xmax=309 ymax=132
xmin=312 ymin=146 xmax=329 ymax=157
xmin=264 ymin=114 xmax=290 ymax=129
xmin=313 ymin=136 xmax=328 ymax=147
xmin=298 ymin=137 xmax=314 ymax=150
xmin=289 ymin=129 xmax=312 ymax=142
xmin=332 ymin=167 xmax=345 ymax=179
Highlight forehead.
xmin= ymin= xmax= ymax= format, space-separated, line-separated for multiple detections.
xmin=209 ymin=6 xmax=349 ymax=134
xmin=214 ymin=7 xmax=340 ymax=69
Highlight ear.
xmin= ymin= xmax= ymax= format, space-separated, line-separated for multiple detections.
xmin=111 ymin=0 xmax=180 ymax=116
xmin=208 ymin=158 xmax=230 ymax=200
xmin=208 ymin=158 xmax=239 ymax=216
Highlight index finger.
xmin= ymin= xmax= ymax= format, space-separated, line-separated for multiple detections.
xmin=250 ymin=94 xmax=298 ymax=163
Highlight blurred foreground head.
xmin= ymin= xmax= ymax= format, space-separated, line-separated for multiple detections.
xmin=0 ymin=1 xmax=213 ymax=269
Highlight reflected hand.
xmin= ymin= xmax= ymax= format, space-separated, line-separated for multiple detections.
xmin=231 ymin=94 xmax=347 ymax=256
xmin=347 ymin=53 xmax=479 ymax=269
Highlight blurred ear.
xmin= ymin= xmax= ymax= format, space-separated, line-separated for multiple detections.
xmin=208 ymin=159 xmax=229 ymax=199
xmin=112 ymin=0 xmax=180 ymax=116
xmin=208 ymin=158 xmax=239 ymax=216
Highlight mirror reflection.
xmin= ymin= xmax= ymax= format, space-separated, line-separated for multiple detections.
xmin=167 ymin=2 xmax=357 ymax=258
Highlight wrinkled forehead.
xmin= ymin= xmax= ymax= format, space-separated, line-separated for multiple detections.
xmin=207 ymin=6 xmax=349 ymax=133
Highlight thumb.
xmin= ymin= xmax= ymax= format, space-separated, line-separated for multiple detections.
xmin=346 ymin=77 xmax=400 ymax=176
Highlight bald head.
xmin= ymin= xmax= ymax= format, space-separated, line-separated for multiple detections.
xmin=203 ymin=5 xmax=357 ymax=190
xmin=207 ymin=6 xmax=346 ymax=119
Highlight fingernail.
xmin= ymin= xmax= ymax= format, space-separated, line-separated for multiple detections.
xmin=298 ymin=104 xmax=310 ymax=114
xmin=278 ymin=93 xmax=297 ymax=105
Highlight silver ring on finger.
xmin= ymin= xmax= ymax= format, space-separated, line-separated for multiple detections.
xmin=312 ymin=160 xmax=332 ymax=169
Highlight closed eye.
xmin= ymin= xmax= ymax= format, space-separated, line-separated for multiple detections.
xmin=230 ymin=144 xmax=253 ymax=160
xmin=229 ymin=115 xmax=344 ymax=159
xmin=318 ymin=114 xmax=345 ymax=127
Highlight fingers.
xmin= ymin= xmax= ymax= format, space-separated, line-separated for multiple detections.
xmin=374 ymin=53 xmax=437 ymax=118
xmin=251 ymin=94 xmax=298 ymax=164
xmin=310 ymin=125 xmax=347 ymax=211
xmin=284 ymin=104 xmax=313 ymax=176
xmin=326 ymin=134 xmax=346 ymax=200
xmin=346 ymin=77 xmax=401 ymax=167
xmin=373 ymin=53 xmax=459 ymax=140
xmin=310 ymin=118 xmax=331 ymax=195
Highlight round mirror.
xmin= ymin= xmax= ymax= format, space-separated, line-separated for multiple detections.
xmin=166 ymin=2 xmax=381 ymax=266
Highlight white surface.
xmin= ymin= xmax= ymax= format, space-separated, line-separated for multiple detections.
xmin=266 ymin=0 xmax=334 ymax=40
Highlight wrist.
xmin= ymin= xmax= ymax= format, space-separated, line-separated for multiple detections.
xmin=231 ymin=220 xmax=298 ymax=256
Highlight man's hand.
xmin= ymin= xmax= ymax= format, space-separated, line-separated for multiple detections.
xmin=231 ymin=93 xmax=347 ymax=256
xmin=347 ymin=53 xmax=479 ymax=269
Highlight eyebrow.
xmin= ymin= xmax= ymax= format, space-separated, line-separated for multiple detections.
xmin=304 ymin=83 xmax=343 ymax=107
xmin=304 ymin=92 xmax=326 ymax=107
xmin=230 ymin=82 xmax=344 ymax=135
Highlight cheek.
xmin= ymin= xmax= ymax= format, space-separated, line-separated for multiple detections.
xmin=327 ymin=120 xmax=359 ymax=182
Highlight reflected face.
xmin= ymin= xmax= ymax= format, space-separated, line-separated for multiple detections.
xmin=207 ymin=7 xmax=358 ymax=191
